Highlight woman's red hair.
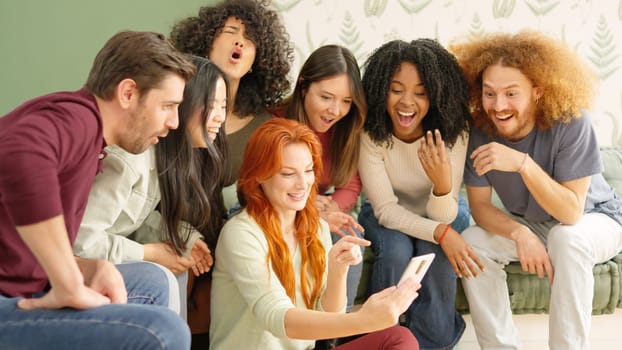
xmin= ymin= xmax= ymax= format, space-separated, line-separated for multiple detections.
xmin=237 ymin=118 xmax=325 ymax=309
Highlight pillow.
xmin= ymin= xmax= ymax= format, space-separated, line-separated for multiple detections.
xmin=600 ymin=147 xmax=622 ymax=197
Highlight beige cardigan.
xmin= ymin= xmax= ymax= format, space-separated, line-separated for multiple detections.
xmin=73 ymin=145 xmax=202 ymax=262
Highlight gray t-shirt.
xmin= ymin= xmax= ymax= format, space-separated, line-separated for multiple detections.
xmin=464 ymin=113 xmax=622 ymax=224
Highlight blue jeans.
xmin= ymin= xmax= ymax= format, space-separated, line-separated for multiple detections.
xmin=0 ymin=262 xmax=190 ymax=350
xmin=331 ymin=228 xmax=364 ymax=312
xmin=358 ymin=197 xmax=470 ymax=350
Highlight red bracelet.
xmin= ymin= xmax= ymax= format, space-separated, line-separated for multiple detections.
xmin=437 ymin=224 xmax=451 ymax=245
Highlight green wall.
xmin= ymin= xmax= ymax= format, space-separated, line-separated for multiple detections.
xmin=0 ymin=0 xmax=218 ymax=115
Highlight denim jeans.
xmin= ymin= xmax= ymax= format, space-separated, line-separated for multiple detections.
xmin=176 ymin=270 xmax=188 ymax=320
xmin=136 ymin=261 xmax=183 ymax=314
xmin=0 ymin=261 xmax=191 ymax=350
xmin=358 ymin=197 xmax=470 ymax=350
xmin=331 ymin=228 xmax=365 ymax=312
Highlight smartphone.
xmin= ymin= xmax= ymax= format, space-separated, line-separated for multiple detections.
xmin=398 ymin=253 xmax=435 ymax=286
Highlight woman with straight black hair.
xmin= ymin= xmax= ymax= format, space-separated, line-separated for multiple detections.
xmin=75 ymin=56 xmax=230 ymax=340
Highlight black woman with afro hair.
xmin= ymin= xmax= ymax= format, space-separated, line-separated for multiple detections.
xmin=357 ymin=38 xmax=484 ymax=349
xmin=170 ymin=0 xmax=293 ymax=185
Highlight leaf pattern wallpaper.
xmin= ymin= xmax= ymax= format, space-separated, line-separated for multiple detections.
xmin=274 ymin=0 xmax=622 ymax=146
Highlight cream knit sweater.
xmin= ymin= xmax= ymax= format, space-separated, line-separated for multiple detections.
xmin=358 ymin=131 xmax=468 ymax=242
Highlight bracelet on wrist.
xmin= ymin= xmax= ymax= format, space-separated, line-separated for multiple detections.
xmin=437 ymin=224 xmax=451 ymax=245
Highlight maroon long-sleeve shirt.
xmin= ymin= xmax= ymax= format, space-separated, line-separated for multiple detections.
xmin=0 ymin=88 xmax=106 ymax=297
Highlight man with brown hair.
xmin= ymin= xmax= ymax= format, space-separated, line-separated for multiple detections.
xmin=0 ymin=31 xmax=195 ymax=349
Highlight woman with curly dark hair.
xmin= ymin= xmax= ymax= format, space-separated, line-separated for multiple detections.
xmin=170 ymin=0 xmax=293 ymax=186
xmin=357 ymin=39 xmax=484 ymax=349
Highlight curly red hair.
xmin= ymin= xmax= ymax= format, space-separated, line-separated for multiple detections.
xmin=449 ymin=30 xmax=596 ymax=136
xmin=237 ymin=118 xmax=325 ymax=309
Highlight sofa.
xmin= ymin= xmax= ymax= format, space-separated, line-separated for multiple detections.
xmin=355 ymin=147 xmax=622 ymax=315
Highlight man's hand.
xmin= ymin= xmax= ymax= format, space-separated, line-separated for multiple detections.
xmin=144 ymin=242 xmax=194 ymax=274
xmin=189 ymin=239 xmax=213 ymax=276
xmin=18 ymin=258 xmax=126 ymax=310
xmin=511 ymin=226 xmax=554 ymax=284
xmin=77 ymin=258 xmax=127 ymax=303
xmin=18 ymin=284 xmax=112 ymax=311
xmin=470 ymin=142 xmax=526 ymax=176
xmin=15 ymin=216 xmax=125 ymax=311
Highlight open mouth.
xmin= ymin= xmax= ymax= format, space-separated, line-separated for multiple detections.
xmin=493 ymin=111 xmax=515 ymax=122
xmin=320 ymin=116 xmax=334 ymax=125
xmin=230 ymin=48 xmax=242 ymax=62
xmin=397 ymin=110 xmax=415 ymax=126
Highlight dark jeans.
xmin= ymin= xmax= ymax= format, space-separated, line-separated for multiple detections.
xmin=358 ymin=197 xmax=469 ymax=350
xmin=0 ymin=262 xmax=190 ymax=350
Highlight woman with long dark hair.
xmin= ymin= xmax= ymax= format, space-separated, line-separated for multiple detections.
xmin=274 ymin=44 xmax=366 ymax=312
xmin=75 ymin=57 xmax=229 ymax=334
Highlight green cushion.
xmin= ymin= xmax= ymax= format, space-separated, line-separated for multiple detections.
xmin=614 ymin=254 xmax=622 ymax=308
xmin=455 ymin=257 xmax=621 ymax=315
xmin=601 ymin=147 xmax=622 ymax=197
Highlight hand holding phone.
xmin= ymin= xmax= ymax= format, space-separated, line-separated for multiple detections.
xmin=398 ymin=253 xmax=435 ymax=286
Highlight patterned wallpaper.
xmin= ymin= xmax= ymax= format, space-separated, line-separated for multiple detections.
xmin=274 ymin=0 xmax=622 ymax=146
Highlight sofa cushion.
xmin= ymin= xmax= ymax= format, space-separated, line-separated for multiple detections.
xmin=614 ymin=254 xmax=622 ymax=308
xmin=601 ymin=147 xmax=622 ymax=196
xmin=455 ymin=257 xmax=621 ymax=315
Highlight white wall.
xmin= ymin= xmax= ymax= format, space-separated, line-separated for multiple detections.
xmin=275 ymin=0 xmax=622 ymax=145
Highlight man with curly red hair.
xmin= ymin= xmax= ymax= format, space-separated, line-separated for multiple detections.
xmin=450 ymin=31 xmax=622 ymax=349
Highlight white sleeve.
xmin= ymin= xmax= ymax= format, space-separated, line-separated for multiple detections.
xmin=215 ymin=214 xmax=295 ymax=338
xmin=73 ymin=146 xmax=153 ymax=262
